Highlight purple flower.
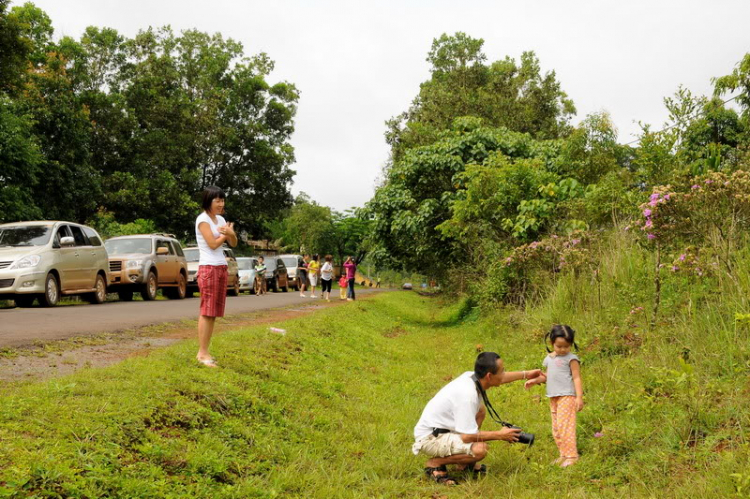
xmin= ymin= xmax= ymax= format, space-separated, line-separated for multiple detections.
xmin=650 ymin=193 xmax=660 ymax=201
xmin=679 ymin=254 xmax=686 ymax=262
xmin=705 ymin=179 xmax=713 ymax=184
xmin=643 ymin=209 xmax=652 ymax=218
xmin=594 ymin=432 xmax=604 ymax=438
xmin=624 ymin=225 xmax=631 ymax=231
xmin=572 ymin=239 xmax=581 ymax=245
xmin=664 ymin=194 xmax=671 ymax=200
xmin=692 ymin=184 xmax=700 ymax=190
xmin=644 ymin=220 xmax=653 ymax=229
xmin=649 ymin=199 xmax=659 ymax=207
xmin=671 ymin=265 xmax=679 ymax=272
xmin=647 ymin=233 xmax=656 ymax=240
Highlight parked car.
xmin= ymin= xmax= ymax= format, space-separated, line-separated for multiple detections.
xmin=279 ymin=254 xmax=303 ymax=291
xmin=236 ymin=257 xmax=259 ymax=294
xmin=259 ymin=256 xmax=290 ymax=292
xmin=0 ymin=221 xmax=108 ymax=307
xmin=104 ymin=234 xmax=188 ymax=301
xmin=402 ymin=282 xmax=413 ymax=290
xmin=184 ymin=246 xmax=241 ymax=297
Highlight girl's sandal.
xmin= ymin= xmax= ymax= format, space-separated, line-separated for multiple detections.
xmin=560 ymin=457 xmax=578 ymax=468
xmin=424 ymin=466 xmax=459 ymax=486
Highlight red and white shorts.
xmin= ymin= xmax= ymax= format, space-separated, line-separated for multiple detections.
xmin=198 ymin=265 xmax=228 ymax=317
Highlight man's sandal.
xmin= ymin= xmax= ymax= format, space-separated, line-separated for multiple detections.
xmin=424 ymin=466 xmax=459 ymax=486
xmin=458 ymin=464 xmax=487 ymax=476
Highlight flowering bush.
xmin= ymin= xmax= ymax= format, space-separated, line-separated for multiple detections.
xmin=503 ymin=230 xmax=594 ymax=273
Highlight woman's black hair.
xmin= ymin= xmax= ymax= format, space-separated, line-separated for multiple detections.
xmin=545 ymin=324 xmax=578 ymax=353
xmin=474 ymin=352 xmax=502 ymax=379
xmin=202 ymin=185 xmax=226 ymax=212
xmin=313 ymin=254 xmax=319 ymax=261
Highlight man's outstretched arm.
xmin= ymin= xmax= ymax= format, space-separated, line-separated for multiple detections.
xmin=460 ymin=427 xmax=521 ymax=443
xmin=500 ymin=369 xmax=543 ymax=384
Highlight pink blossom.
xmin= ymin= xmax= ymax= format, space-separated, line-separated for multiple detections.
xmin=647 ymin=233 xmax=656 ymax=240
xmin=679 ymin=254 xmax=686 ymax=262
xmin=705 ymin=179 xmax=713 ymax=184
xmin=649 ymin=199 xmax=659 ymax=207
xmin=650 ymin=193 xmax=660 ymax=201
xmin=643 ymin=209 xmax=652 ymax=217
xmin=692 ymin=185 xmax=700 ymax=190
xmin=671 ymin=265 xmax=679 ymax=272
xmin=624 ymin=225 xmax=631 ymax=231
xmin=594 ymin=432 xmax=604 ymax=438
xmin=664 ymin=194 xmax=671 ymax=200
xmin=572 ymin=239 xmax=581 ymax=245
xmin=644 ymin=220 xmax=653 ymax=229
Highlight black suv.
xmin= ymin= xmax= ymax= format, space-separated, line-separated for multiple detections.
xmin=259 ymin=256 xmax=289 ymax=292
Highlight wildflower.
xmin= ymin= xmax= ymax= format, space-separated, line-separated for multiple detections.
xmin=705 ymin=179 xmax=713 ymax=184
xmin=679 ymin=254 xmax=686 ymax=262
xmin=647 ymin=233 xmax=656 ymax=240
xmin=664 ymin=194 xmax=671 ymax=200
xmin=594 ymin=432 xmax=604 ymax=438
xmin=644 ymin=220 xmax=653 ymax=229
xmin=649 ymin=199 xmax=659 ymax=207
xmin=650 ymin=193 xmax=660 ymax=201
xmin=692 ymin=184 xmax=700 ymax=190
xmin=643 ymin=209 xmax=652 ymax=218
xmin=671 ymin=265 xmax=679 ymax=272
xmin=624 ymin=225 xmax=631 ymax=231
xmin=571 ymin=239 xmax=581 ymax=245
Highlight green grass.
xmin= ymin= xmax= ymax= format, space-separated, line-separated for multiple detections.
xmin=0 ymin=286 xmax=749 ymax=497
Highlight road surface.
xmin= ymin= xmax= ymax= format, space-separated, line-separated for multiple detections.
xmin=0 ymin=290 xmax=376 ymax=348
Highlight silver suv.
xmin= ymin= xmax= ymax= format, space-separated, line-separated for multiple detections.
xmin=183 ymin=246 xmax=240 ymax=297
xmin=105 ymin=234 xmax=188 ymax=301
xmin=0 ymin=221 xmax=109 ymax=307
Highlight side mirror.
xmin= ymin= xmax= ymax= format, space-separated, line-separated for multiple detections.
xmin=61 ymin=236 xmax=75 ymax=247
xmin=156 ymin=247 xmax=169 ymax=255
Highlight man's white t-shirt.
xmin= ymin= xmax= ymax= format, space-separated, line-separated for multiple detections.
xmin=195 ymin=212 xmax=227 ymax=266
xmin=321 ymin=262 xmax=333 ymax=280
xmin=413 ymin=371 xmax=482 ymax=439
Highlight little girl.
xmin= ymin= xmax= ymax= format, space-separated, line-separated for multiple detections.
xmin=525 ymin=324 xmax=583 ymax=467
xmin=338 ymin=273 xmax=348 ymax=300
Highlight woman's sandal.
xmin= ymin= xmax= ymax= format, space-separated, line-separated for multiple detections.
xmin=197 ymin=357 xmax=218 ymax=368
xmin=424 ymin=466 xmax=459 ymax=485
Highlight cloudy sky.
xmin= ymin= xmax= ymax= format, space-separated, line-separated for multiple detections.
xmin=23 ymin=0 xmax=750 ymax=211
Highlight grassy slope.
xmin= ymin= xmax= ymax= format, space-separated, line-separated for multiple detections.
xmin=0 ymin=277 xmax=749 ymax=497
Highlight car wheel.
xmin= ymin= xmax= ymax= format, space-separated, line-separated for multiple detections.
xmin=229 ymin=276 xmax=240 ymax=297
xmin=39 ymin=273 xmax=60 ymax=307
xmin=14 ymin=295 xmax=36 ymax=307
xmin=118 ymin=290 xmax=134 ymax=301
xmin=273 ymin=277 xmax=279 ymax=292
xmin=186 ymin=289 xmax=195 ymax=298
xmin=176 ymin=273 xmax=187 ymax=299
xmin=141 ymin=271 xmax=157 ymax=301
xmin=86 ymin=274 xmax=107 ymax=304
xmin=282 ymin=277 xmax=288 ymax=292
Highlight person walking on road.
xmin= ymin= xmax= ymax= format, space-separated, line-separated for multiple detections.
xmin=320 ymin=254 xmax=334 ymax=302
xmin=195 ymin=186 xmax=237 ymax=368
xmin=298 ymin=255 xmax=309 ymax=297
xmin=344 ymin=256 xmax=357 ymax=301
xmin=308 ymin=254 xmax=320 ymax=298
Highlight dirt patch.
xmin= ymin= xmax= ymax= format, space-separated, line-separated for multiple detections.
xmin=383 ymin=326 xmax=408 ymax=338
xmin=0 ymin=297 xmax=372 ymax=383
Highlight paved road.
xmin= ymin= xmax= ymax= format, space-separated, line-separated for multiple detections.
xmin=0 ymin=290 xmax=375 ymax=348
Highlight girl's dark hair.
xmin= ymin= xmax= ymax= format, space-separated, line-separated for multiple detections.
xmin=545 ymin=324 xmax=578 ymax=353
xmin=202 ymin=185 xmax=226 ymax=212
xmin=313 ymin=254 xmax=319 ymax=261
xmin=325 ymin=254 xmax=332 ymax=262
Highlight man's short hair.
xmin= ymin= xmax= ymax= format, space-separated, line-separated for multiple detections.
xmin=474 ymin=352 xmax=501 ymax=379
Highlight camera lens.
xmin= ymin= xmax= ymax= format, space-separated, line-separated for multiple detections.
xmin=517 ymin=432 xmax=535 ymax=446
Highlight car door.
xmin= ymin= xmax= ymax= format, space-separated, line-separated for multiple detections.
xmin=54 ymin=225 xmax=80 ymax=290
xmin=155 ymin=239 xmax=175 ymax=283
xmin=82 ymin=226 xmax=107 ymax=278
xmin=69 ymin=225 xmax=95 ymax=289
xmin=276 ymin=258 xmax=288 ymax=287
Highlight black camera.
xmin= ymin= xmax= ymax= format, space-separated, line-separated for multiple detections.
xmin=504 ymin=423 xmax=535 ymax=446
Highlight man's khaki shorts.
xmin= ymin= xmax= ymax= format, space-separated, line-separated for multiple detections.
xmin=412 ymin=432 xmax=475 ymax=458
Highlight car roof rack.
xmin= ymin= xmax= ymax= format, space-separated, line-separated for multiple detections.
xmin=153 ymin=233 xmax=177 ymax=238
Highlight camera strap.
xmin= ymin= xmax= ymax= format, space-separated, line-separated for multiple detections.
xmin=471 ymin=374 xmax=512 ymax=428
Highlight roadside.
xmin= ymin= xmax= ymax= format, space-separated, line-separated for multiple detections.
xmin=0 ymin=292 xmax=383 ymax=383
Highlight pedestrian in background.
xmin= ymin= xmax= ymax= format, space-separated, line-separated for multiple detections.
xmin=298 ymin=255 xmax=309 ymax=297
xmin=338 ymin=273 xmax=348 ymax=301
xmin=308 ymin=254 xmax=320 ymax=298
xmin=195 ymin=185 xmax=237 ymax=368
xmin=320 ymin=254 xmax=334 ymax=302
xmin=344 ymin=256 xmax=357 ymax=301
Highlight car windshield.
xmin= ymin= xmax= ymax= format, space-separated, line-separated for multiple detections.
xmin=104 ymin=238 xmax=152 ymax=255
xmin=237 ymin=258 xmax=255 ymax=270
xmin=264 ymin=259 xmax=277 ymax=271
xmin=184 ymin=249 xmax=199 ymax=262
xmin=281 ymin=257 xmax=298 ymax=268
xmin=0 ymin=225 xmax=52 ymax=247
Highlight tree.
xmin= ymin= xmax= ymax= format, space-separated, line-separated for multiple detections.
xmin=385 ymin=33 xmax=576 ymax=161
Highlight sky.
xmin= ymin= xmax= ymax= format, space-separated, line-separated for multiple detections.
xmin=22 ymin=0 xmax=750 ymax=211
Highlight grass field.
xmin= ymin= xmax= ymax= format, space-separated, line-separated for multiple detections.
xmin=1 ymin=288 xmax=749 ymax=498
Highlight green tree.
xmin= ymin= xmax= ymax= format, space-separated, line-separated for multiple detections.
xmin=386 ymin=33 xmax=576 ymax=161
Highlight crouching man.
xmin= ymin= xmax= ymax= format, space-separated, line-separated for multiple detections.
xmin=412 ymin=352 xmax=542 ymax=485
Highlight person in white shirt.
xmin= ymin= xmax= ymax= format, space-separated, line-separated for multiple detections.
xmin=195 ymin=186 xmax=237 ymax=368
xmin=412 ymin=352 xmax=542 ymax=485
xmin=320 ymin=254 xmax=334 ymax=302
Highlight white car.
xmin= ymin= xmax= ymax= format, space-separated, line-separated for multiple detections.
xmin=0 ymin=221 xmax=109 ymax=307
xmin=236 ymin=257 xmax=259 ymax=293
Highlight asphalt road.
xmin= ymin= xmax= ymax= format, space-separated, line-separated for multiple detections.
xmin=0 ymin=289 xmax=375 ymax=349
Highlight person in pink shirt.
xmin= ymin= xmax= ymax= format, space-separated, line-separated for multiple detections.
xmin=343 ymin=256 xmax=357 ymax=301
xmin=338 ymin=273 xmax=348 ymax=300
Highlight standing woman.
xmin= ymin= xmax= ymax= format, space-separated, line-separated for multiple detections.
xmin=320 ymin=254 xmax=334 ymax=302
xmin=344 ymin=256 xmax=357 ymax=301
xmin=298 ymin=255 xmax=309 ymax=297
xmin=308 ymin=254 xmax=320 ymax=298
xmin=195 ymin=186 xmax=237 ymax=367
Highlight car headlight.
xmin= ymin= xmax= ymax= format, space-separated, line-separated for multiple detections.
xmin=11 ymin=255 xmax=41 ymax=269
xmin=127 ymin=260 xmax=144 ymax=269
